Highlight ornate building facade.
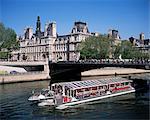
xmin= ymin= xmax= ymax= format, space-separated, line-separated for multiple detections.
xmin=53 ymin=22 xmax=92 ymax=61
xmin=11 ymin=16 xmax=98 ymax=61
xmin=12 ymin=16 xmax=56 ymax=61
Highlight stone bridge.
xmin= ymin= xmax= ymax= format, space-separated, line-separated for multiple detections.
xmin=49 ymin=61 xmax=150 ymax=83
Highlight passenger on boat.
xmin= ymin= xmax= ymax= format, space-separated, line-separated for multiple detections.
xmin=76 ymin=89 xmax=83 ymax=100
xmin=54 ymin=93 xmax=63 ymax=105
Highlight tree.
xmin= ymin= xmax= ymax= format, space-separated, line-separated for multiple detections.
xmin=0 ymin=51 xmax=8 ymax=59
xmin=78 ymin=35 xmax=111 ymax=59
xmin=0 ymin=23 xmax=5 ymax=47
xmin=0 ymin=23 xmax=19 ymax=59
xmin=79 ymin=36 xmax=149 ymax=60
xmin=0 ymin=22 xmax=19 ymax=50
xmin=114 ymin=40 xmax=150 ymax=59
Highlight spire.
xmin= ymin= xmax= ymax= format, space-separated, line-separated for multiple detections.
xmin=37 ymin=16 xmax=40 ymax=21
xmin=36 ymin=16 xmax=41 ymax=37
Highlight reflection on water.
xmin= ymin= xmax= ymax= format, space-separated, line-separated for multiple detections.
xmin=0 ymin=79 xmax=149 ymax=120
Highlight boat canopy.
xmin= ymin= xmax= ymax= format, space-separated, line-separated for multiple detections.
xmin=52 ymin=77 xmax=132 ymax=90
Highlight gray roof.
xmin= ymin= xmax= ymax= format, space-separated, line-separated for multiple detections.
xmin=52 ymin=77 xmax=132 ymax=90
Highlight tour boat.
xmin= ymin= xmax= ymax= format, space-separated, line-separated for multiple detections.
xmin=28 ymin=88 xmax=54 ymax=101
xmin=38 ymin=77 xmax=135 ymax=109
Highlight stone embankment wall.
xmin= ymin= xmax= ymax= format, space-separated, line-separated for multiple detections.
xmin=0 ymin=72 xmax=50 ymax=84
xmin=0 ymin=61 xmax=50 ymax=84
xmin=82 ymin=68 xmax=150 ymax=77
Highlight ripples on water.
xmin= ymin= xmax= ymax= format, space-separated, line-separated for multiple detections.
xmin=0 ymin=80 xmax=149 ymax=120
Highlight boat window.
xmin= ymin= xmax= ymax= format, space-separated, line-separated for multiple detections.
xmin=65 ymin=89 xmax=67 ymax=95
xmin=84 ymin=88 xmax=90 ymax=91
xmin=74 ymin=90 xmax=76 ymax=97
xmin=103 ymin=85 xmax=107 ymax=89
xmin=77 ymin=89 xmax=83 ymax=93
xmin=125 ymin=82 xmax=129 ymax=85
xmin=57 ymin=85 xmax=62 ymax=93
xmin=92 ymin=87 xmax=97 ymax=90
xmin=116 ymin=83 xmax=120 ymax=86
xmin=52 ymin=86 xmax=55 ymax=91
xmin=99 ymin=86 xmax=103 ymax=89
xmin=121 ymin=83 xmax=124 ymax=86
xmin=110 ymin=84 xmax=114 ymax=87
xmin=71 ymin=90 xmax=74 ymax=97
xmin=58 ymin=85 xmax=62 ymax=89
xmin=65 ymin=86 xmax=69 ymax=95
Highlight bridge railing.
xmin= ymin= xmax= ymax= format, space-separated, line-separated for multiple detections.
xmin=57 ymin=59 xmax=150 ymax=65
xmin=78 ymin=59 xmax=150 ymax=64
xmin=0 ymin=59 xmax=48 ymax=63
xmin=0 ymin=61 xmax=48 ymax=66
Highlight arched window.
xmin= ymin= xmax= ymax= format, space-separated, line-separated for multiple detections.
xmin=42 ymin=54 xmax=46 ymax=59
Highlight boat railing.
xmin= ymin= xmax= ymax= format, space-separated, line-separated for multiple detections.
xmin=111 ymin=85 xmax=132 ymax=93
xmin=61 ymin=85 xmax=133 ymax=103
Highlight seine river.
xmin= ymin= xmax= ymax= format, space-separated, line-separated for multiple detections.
xmin=0 ymin=77 xmax=149 ymax=120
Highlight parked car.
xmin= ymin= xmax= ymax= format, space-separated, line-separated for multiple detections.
xmin=10 ymin=71 xmax=19 ymax=74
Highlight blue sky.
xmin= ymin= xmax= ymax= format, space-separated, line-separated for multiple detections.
xmin=0 ymin=0 xmax=149 ymax=39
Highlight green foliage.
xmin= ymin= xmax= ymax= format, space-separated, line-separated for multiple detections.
xmin=0 ymin=51 xmax=9 ymax=59
xmin=0 ymin=22 xmax=19 ymax=50
xmin=114 ymin=40 xmax=150 ymax=59
xmin=79 ymin=36 xmax=149 ymax=60
xmin=79 ymin=35 xmax=111 ymax=59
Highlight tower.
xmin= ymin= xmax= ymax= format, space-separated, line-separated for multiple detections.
xmin=44 ymin=22 xmax=49 ymax=37
xmin=36 ymin=16 xmax=41 ymax=37
xmin=44 ymin=21 xmax=57 ymax=37
xmin=24 ymin=27 xmax=33 ymax=39
xmin=51 ymin=22 xmax=56 ymax=37
xmin=71 ymin=21 xmax=89 ymax=34
xmin=112 ymin=30 xmax=118 ymax=39
xmin=139 ymin=33 xmax=144 ymax=40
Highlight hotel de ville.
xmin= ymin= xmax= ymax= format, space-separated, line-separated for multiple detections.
xmin=11 ymin=16 xmax=120 ymax=62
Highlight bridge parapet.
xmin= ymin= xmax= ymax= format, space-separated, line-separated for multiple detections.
xmin=0 ymin=61 xmax=47 ymax=66
xmin=56 ymin=59 xmax=150 ymax=64
xmin=54 ymin=59 xmax=150 ymax=66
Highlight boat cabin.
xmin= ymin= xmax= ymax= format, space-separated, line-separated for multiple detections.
xmin=51 ymin=77 xmax=133 ymax=104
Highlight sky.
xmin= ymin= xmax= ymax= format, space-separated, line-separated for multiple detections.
xmin=0 ymin=0 xmax=149 ymax=39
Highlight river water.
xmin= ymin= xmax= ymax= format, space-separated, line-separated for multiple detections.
xmin=0 ymin=78 xmax=149 ymax=120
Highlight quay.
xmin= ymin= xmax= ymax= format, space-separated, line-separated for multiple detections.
xmin=0 ymin=71 xmax=50 ymax=84
xmin=81 ymin=68 xmax=150 ymax=77
xmin=0 ymin=61 xmax=50 ymax=84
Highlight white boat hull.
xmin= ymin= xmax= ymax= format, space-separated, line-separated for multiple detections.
xmin=28 ymin=95 xmax=53 ymax=101
xmin=56 ymin=89 xmax=135 ymax=109
xmin=38 ymin=99 xmax=54 ymax=106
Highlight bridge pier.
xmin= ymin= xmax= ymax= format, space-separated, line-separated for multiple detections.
xmin=43 ymin=61 xmax=51 ymax=79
